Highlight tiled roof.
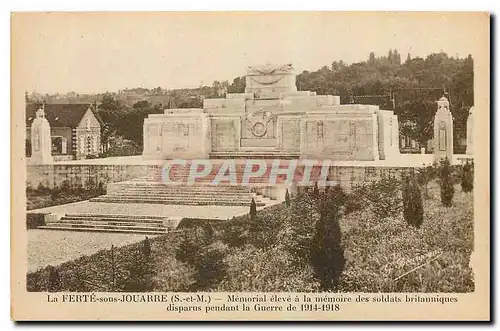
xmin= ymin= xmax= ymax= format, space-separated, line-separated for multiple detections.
xmin=26 ymin=103 xmax=103 ymax=128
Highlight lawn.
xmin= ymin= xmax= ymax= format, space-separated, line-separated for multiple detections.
xmin=339 ymin=180 xmax=474 ymax=292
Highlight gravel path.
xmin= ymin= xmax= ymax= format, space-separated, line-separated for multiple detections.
xmin=27 ymin=229 xmax=152 ymax=272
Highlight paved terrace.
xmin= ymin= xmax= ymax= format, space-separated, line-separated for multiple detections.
xmin=28 ymin=200 xmax=264 ymax=220
xmin=54 ymin=154 xmax=471 ymax=167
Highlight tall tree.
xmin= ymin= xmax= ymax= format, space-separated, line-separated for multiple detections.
xmin=310 ymin=187 xmax=345 ymax=290
xmin=402 ymin=174 xmax=424 ymax=228
xmin=439 ymin=157 xmax=455 ymax=207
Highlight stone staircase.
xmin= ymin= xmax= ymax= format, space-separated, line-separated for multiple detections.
xmin=90 ymin=182 xmax=266 ymax=206
xmin=38 ymin=213 xmax=180 ymax=235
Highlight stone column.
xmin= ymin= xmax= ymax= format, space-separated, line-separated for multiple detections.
xmin=466 ymin=106 xmax=474 ymax=155
xmin=30 ymin=105 xmax=53 ymax=165
xmin=433 ymin=96 xmax=454 ymax=162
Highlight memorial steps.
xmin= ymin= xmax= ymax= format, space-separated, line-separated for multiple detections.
xmin=90 ymin=185 xmax=266 ymax=206
xmin=38 ymin=213 xmax=178 ymax=235
xmin=90 ymin=177 xmax=267 ymax=206
xmin=209 ymin=151 xmax=300 ymax=159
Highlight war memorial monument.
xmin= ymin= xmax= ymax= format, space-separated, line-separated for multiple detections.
xmin=143 ymin=63 xmax=401 ymax=161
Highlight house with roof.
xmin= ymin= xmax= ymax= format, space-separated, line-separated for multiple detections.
xmin=26 ymin=103 xmax=104 ymax=160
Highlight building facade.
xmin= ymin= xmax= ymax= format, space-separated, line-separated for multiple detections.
xmin=26 ymin=103 xmax=103 ymax=160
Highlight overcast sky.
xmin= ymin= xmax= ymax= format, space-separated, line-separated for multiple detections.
xmin=12 ymin=12 xmax=486 ymax=94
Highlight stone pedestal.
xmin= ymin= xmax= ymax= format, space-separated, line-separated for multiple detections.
xmin=466 ymin=106 xmax=474 ymax=155
xmin=30 ymin=105 xmax=53 ymax=165
xmin=300 ymin=105 xmax=381 ymax=161
xmin=143 ymin=109 xmax=211 ymax=160
xmin=433 ymin=97 xmax=454 ymax=162
xmin=376 ymin=110 xmax=400 ymax=160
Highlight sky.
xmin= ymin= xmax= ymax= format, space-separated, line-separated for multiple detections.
xmin=12 ymin=12 xmax=487 ymax=94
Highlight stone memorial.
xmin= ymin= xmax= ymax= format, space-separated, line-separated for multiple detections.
xmin=143 ymin=64 xmax=401 ymax=161
xmin=29 ymin=105 xmax=53 ymax=165
xmin=433 ymin=96 xmax=454 ymax=161
xmin=466 ymin=106 xmax=474 ymax=155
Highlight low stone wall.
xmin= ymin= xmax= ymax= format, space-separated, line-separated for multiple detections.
xmin=26 ymin=164 xmax=162 ymax=189
xmin=327 ymin=166 xmax=408 ymax=190
xmin=27 ymin=163 xmax=417 ymax=191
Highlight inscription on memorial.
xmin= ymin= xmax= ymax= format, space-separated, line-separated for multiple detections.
xmin=212 ymin=120 xmax=238 ymax=151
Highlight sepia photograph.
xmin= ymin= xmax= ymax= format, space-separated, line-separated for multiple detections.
xmin=10 ymin=11 xmax=490 ymax=320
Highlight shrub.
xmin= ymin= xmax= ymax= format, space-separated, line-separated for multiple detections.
xmin=176 ymin=226 xmax=213 ymax=265
xmin=249 ymin=198 xmax=257 ymax=220
xmin=461 ymin=161 xmax=474 ymax=193
xmin=36 ymin=182 xmax=49 ymax=194
xmin=60 ymin=179 xmax=71 ymax=193
xmin=26 ymin=213 xmax=47 ymax=229
xmin=121 ymin=248 xmax=155 ymax=292
xmin=48 ymin=266 xmax=61 ymax=292
xmin=402 ymin=175 xmax=424 ymax=228
xmin=85 ymin=178 xmax=97 ymax=191
xmin=439 ymin=158 xmax=455 ymax=207
xmin=285 ymin=189 xmax=290 ymax=207
xmin=97 ymin=181 xmax=107 ymax=195
xmin=50 ymin=185 xmax=61 ymax=200
xmin=26 ymin=181 xmax=33 ymax=194
xmin=348 ymin=175 xmax=402 ymax=218
xmin=192 ymin=241 xmax=228 ymax=290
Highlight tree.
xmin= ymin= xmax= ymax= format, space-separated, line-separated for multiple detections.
xmin=397 ymin=98 xmax=436 ymax=146
xmin=439 ymin=157 xmax=455 ymax=207
xmin=48 ymin=266 xmax=61 ymax=292
xmin=142 ymin=237 xmax=152 ymax=257
xmin=249 ymin=198 xmax=257 ymax=220
xmin=368 ymin=52 xmax=376 ymax=65
xmin=406 ymin=53 xmax=411 ymax=64
xmin=310 ymin=187 xmax=345 ymax=290
xmin=227 ymin=76 xmax=246 ymax=93
xmin=416 ymin=164 xmax=435 ymax=199
xmin=285 ymin=189 xmax=291 ymax=207
xmin=312 ymin=182 xmax=320 ymax=198
xmin=461 ymin=160 xmax=474 ymax=192
xmin=402 ymin=174 xmax=424 ymax=228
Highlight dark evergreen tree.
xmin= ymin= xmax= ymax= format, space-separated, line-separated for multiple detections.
xmin=402 ymin=175 xmax=424 ymax=228
xmin=310 ymin=187 xmax=346 ymax=290
xmin=368 ymin=52 xmax=376 ymax=65
xmin=285 ymin=188 xmax=291 ymax=207
xmin=48 ymin=266 xmax=61 ymax=292
xmin=249 ymin=197 xmax=257 ymax=220
xmin=461 ymin=160 xmax=474 ymax=192
xmin=142 ymin=236 xmax=152 ymax=257
xmin=313 ymin=182 xmax=320 ymax=198
xmin=439 ymin=157 xmax=455 ymax=207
